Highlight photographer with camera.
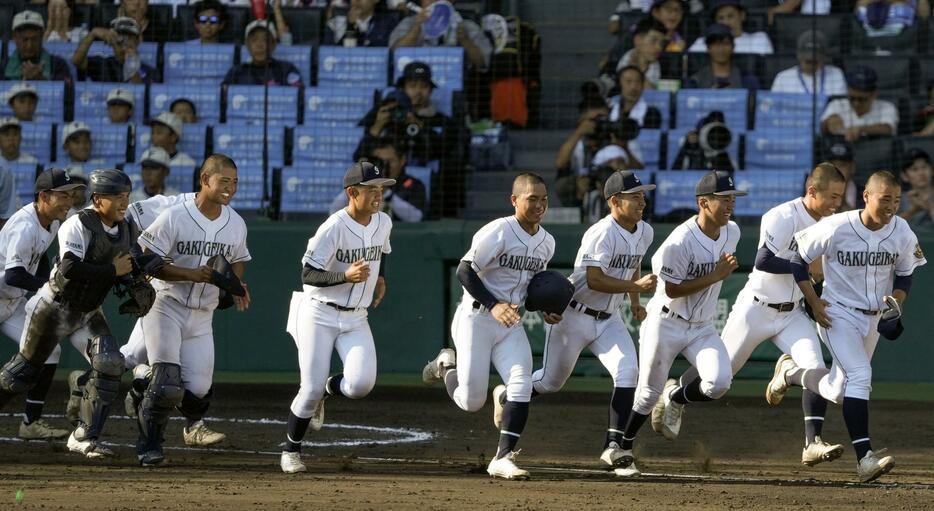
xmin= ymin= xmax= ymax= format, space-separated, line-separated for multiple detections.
xmin=671 ymin=110 xmax=735 ymax=171
xmin=73 ymin=17 xmax=159 ymax=84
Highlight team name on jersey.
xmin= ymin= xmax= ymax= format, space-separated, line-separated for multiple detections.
xmin=175 ymin=240 xmax=234 ymax=258
xmin=498 ymin=254 xmax=547 ymax=272
xmin=686 ymin=260 xmax=717 ymax=278
xmin=835 ymin=250 xmax=898 ymax=267
xmin=609 ymin=253 xmax=642 ymax=270
xmin=336 ymin=245 xmax=384 ymax=264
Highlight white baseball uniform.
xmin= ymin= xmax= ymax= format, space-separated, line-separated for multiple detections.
xmin=532 ymin=215 xmax=653 ymax=394
xmin=120 ymin=192 xmax=197 ymax=368
xmin=0 ymin=204 xmax=61 ymax=362
xmin=632 ymin=217 xmax=739 ymax=414
xmin=135 ymin=199 xmax=251 ymax=398
xmin=449 ymin=216 xmax=555 ymax=411
xmin=286 ymin=209 xmax=392 ymax=418
xmin=795 ymin=211 xmax=926 ymax=402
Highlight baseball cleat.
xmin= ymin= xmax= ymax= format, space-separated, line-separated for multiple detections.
xmin=67 ymin=431 xmax=115 ymax=459
xmin=492 ymin=384 xmax=507 ymax=429
xmin=612 ymin=450 xmax=640 ymax=477
xmin=801 ymin=437 xmax=845 ymax=466
xmin=599 ymin=441 xmax=626 ymax=467
xmin=65 ymin=370 xmax=85 ymax=426
xmin=280 ymin=451 xmax=307 ymax=474
xmin=857 ymin=449 xmax=895 ymax=483
xmin=422 ymin=348 xmax=455 ymax=385
xmin=650 ymin=390 xmax=666 ymax=434
xmin=138 ymin=449 xmax=165 ymax=467
xmin=766 ymin=354 xmax=796 ymax=406
xmin=660 ymin=379 xmax=683 ymax=441
xmin=487 ymin=451 xmax=530 ymax=480
xmin=19 ymin=419 xmax=70 ymax=440
xmin=183 ymin=420 xmax=227 ymax=446
xmin=310 ymin=397 xmax=326 ymax=431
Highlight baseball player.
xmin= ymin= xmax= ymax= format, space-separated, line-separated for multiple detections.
xmin=422 ymin=173 xmax=557 ymax=480
xmin=527 ymin=171 xmax=656 ymax=476
xmin=133 ymin=154 xmax=251 ymax=466
xmin=612 ymin=170 xmax=743 ymax=472
xmin=280 ymin=162 xmax=393 ymax=474
xmin=0 ymin=169 xmax=157 ymax=459
xmin=673 ymin=163 xmax=847 ymax=466
xmin=778 ymin=170 xmax=926 ymax=482
xmin=0 ymin=169 xmax=84 ymax=440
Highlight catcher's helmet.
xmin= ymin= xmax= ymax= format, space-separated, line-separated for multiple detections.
xmin=525 ymin=270 xmax=574 ymax=315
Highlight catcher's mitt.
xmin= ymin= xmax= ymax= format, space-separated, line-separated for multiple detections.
xmin=118 ymin=279 xmax=156 ymax=317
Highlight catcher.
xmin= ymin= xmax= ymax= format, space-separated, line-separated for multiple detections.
xmin=0 ymin=169 xmax=159 ymax=459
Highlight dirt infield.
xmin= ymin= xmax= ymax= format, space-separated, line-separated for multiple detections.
xmin=1 ymin=383 xmax=932 ymax=510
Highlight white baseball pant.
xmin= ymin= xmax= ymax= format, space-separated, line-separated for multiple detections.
xmin=815 ymin=304 xmax=881 ymax=402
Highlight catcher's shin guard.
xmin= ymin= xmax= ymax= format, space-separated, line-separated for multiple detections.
xmin=75 ymin=335 xmax=125 ymax=440
xmin=137 ymin=363 xmax=184 ymax=454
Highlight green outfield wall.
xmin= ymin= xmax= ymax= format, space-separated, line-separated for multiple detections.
xmin=2 ymin=219 xmax=931 ymax=382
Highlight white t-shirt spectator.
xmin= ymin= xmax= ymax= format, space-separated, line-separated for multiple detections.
xmin=608 ymin=95 xmax=649 ymax=124
xmin=821 ymin=97 xmax=899 ymax=132
xmin=0 ymin=152 xmax=38 ymax=167
xmin=771 ymin=64 xmax=847 ymax=96
xmin=616 ymin=49 xmax=660 ymax=87
xmin=689 ymin=31 xmax=774 ymax=54
xmin=169 ymin=151 xmax=196 ymax=167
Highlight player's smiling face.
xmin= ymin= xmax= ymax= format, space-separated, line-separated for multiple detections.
xmin=38 ymin=190 xmax=73 ymax=222
xmin=202 ymin=165 xmax=238 ymax=205
xmin=350 ymin=184 xmax=384 ymax=215
xmin=512 ymin=182 xmax=548 ymax=226
xmin=611 ymin=191 xmax=646 ymax=223
xmin=700 ymin=194 xmax=735 ymax=226
xmin=94 ymin=192 xmax=130 ymax=225
xmin=864 ymin=184 xmax=901 ymax=226
xmin=811 ymin=180 xmax=845 ymax=217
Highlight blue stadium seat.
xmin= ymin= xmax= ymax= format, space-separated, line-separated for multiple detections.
xmin=292 ymin=126 xmax=363 ymax=164
xmin=733 ymin=170 xmax=807 ymax=217
xmin=88 ymin=41 xmax=158 ymax=69
xmin=229 ymin=165 xmax=265 ymax=211
xmin=305 ymin=87 xmax=374 ymax=128
xmin=58 ymin=123 xmax=130 ymax=163
xmin=226 ymin=85 xmax=300 ymax=127
xmin=240 ymin=44 xmax=312 ymax=85
xmin=393 ymin=47 xmax=464 ymax=90
xmin=675 ymin=89 xmax=748 ymax=131
xmin=212 ymin=124 xmax=285 ymax=167
xmin=754 ymin=92 xmax=827 ymax=132
xmin=653 ymin=170 xmax=709 ymax=216
xmin=19 ymin=123 xmax=54 ymax=163
xmin=744 ymin=130 xmax=813 ymax=170
xmin=135 ymin=123 xmax=209 ymax=162
xmin=150 ymin=84 xmax=222 ymax=124
xmin=280 ymin=166 xmax=344 ymax=214
xmin=122 ymin=163 xmax=196 ymax=195
xmin=635 ymin=129 xmax=663 ymax=170
xmin=9 ymin=162 xmax=40 ymax=208
xmin=75 ymin=82 xmax=146 ymax=125
xmin=317 ymin=46 xmax=390 ymax=88
xmin=667 ymin=128 xmax=740 ymax=170
xmin=641 ymin=89 xmax=671 ymax=129
xmin=0 ymin=81 xmax=64 ymax=123
xmin=163 ymin=43 xmax=236 ymax=85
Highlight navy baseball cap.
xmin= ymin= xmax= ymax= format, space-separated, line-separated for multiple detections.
xmin=825 ymin=139 xmax=853 ymax=161
xmin=35 ymin=168 xmax=87 ymax=193
xmin=846 ymin=65 xmax=878 ymax=92
xmin=901 ymin=148 xmax=932 ymax=170
xmin=651 ymin=0 xmax=685 ymax=8
xmin=396 ymin=61 xmax=437 ymax=89
xmin=604 ymin=170 xmax=656 ymax=199
xmin=705 ymin=23 xmax=734 ymax=44
xmin=695 ymin=170 xmax=747 ymax=196
xmin=343 ymin=161 xmax=396 ymax=188
xmin=709 ymin=0 xmax=743 ymax=15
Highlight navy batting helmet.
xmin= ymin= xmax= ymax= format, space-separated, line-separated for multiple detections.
xmin=88 ymin=169 xmax=131 ymax=195
xmin=525 ymin=270 xmax=574 ymax=315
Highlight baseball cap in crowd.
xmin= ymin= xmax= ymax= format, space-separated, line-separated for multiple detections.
xmin=245 ymin=19 xmax=277 ymax=40
xmin=141 ymin=147 xmax=171 ymax=169
xmin=12 ymin=10 xmax=44 ymax=31
xmin=825 ymin=139 xmax=853 ymax=161
xmin=705 ymin=23 xmax=734 ymax=44
xmin=797 ymin=29 xmax=827 ymax=60
xmin=708 ymin=0 xmax=743 ymax=16
xmin=110 ymin=16 xmax=141 ymax=37
xmin=343 ymin=161 xmax=396 ymax=188
xmin=901 ymin=148 xmax=932 ymax=170
xmin=396 ymin=61 xmax=437 ymax=89
xmin=846 ymin=65 xmax=878 ymax=92
xmin=593 ymin=145 xmax=628 ymax=166
xmin=695 ymin=170 xmax=747 ymax=196
xmin=603 ymin=170 xmax=656 ymax=199
xmin=5 ymin=82 xmax=37 ymax=105
xmin=35 ymin=168 xmax=87 ymax=193
xmin=106 ymin=88 xmax=135 ymax=108
xmin=62 ymin=121 xmax=91 ymax=146
xmin=151 ymin=111 xmax=183 ymax=137
xmin=650 ymin=0 xmax=685 ymax=9
xmin=0 ymin=117 xmax=20 ymax=131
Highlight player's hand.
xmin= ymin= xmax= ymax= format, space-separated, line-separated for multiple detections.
xmin=844 ymin=126 xmax=862 ymax=142
xmin=808 ymin=258 xmax=824 ymax=284
xmin=491 ymin=302 xmax=521 ymax=328
xmin=234 ymin=282 xmax=250 ymax=311
xmin=632 ymin=274 xmax=658 ymax=293
xmin=372 ymin=276 xmax=386 ymax=307
xmin=91 ymin=27 xmax=118 ymax=45
xmin=542 ymin=312 xmax=562 ymax=324
xmin=824 ymin=114 xmax=844 ymax=135
xmin=809 ymin=299 xmax=832 ymax=328
xmin=189 ymin=265 xmax=215 ymax=283
xmin=631 ymin=304 xmax=647 ymax=322
xmin=112 ymin=253 xmax=133 ymax=277
xmin=344 ymin=260 xmax=370 ymax=283
xmin=715 ymin=253 xmax=739 ymax=280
